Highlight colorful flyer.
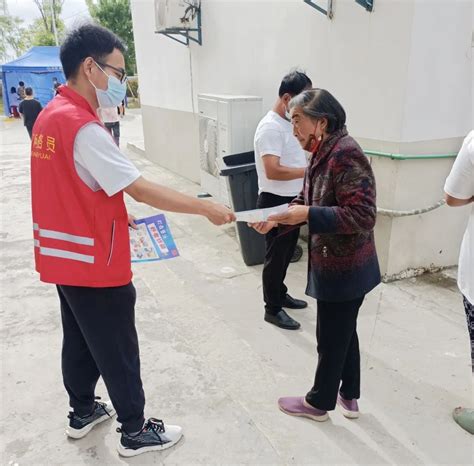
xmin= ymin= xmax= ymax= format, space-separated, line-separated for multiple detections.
xmin=129 ymin=214 xmax=179 ymax=263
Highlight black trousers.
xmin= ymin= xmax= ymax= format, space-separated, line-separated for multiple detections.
xmin=463 ymin=295 xmax=474 ymax=371
xmin=57 ymin=282 xmax=145 ymax=433
xmin=26 ymin=125 xmax=33 ymax=140
xmin=105 ymin=121 xmax=120 ymax=146
xmin=306 ymin=296 xmax=365 ymax=411
xmin=256 ymin=192 xmax=299 ymax=314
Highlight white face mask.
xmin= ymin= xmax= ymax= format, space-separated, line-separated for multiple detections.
xmin=89 ymin=62 xmax=127 ymax=108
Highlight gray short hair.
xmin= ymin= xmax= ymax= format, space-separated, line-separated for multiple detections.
xmin=289 ymin=89 xmax=347 ymax=133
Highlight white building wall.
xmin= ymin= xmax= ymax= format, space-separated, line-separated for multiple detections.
xmin=132 ymin=2 xmax=193 ymax=112
xmin=133 ymin=0 xmax=418 ymax=138
xmin=131 ymin=0 xmax=473 ymax=277
xmin=401 ymin=0 xmax=472 ymax=141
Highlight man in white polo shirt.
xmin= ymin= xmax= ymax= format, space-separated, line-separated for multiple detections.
xmin=254 ymin=71 xmax=312 ymax=330
xmin=444 ymin=130 xmax=474 ymax=434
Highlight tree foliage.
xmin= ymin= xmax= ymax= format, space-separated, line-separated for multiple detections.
xmin=29 ymin=0 xmax=66 ymax=46
xmin=33 ymin=0 xmax=64 ymax=35
xmin=1 ymin=0 xmax=67 ymax=62
xmin=0 ymin=13 xmax=29 ymax=62
xmin=0 ymin=0 xmax=30 ymax=62
xmin=86 ymin=0 xmax=136 ymax=75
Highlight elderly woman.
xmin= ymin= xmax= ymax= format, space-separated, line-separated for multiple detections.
xmin=252 ymin=89 xmax=381 ymax=421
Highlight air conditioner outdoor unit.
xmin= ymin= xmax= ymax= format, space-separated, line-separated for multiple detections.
xmin=155 ymin=0 xmax=200 ymax=32
xmin=199 ymin=117 xmax=219 ymax=178
xmin=198 ymin=94 xmax=263 ymax=206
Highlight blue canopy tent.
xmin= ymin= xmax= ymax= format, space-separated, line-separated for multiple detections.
xmin=1 ymin=46 xmax=65 ymax=116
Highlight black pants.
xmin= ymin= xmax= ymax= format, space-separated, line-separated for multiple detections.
xmin=463 ymin=295 xmax=474 ymax=371
xmin=57 ymin=282 xmax=145 ymax=433
xmin=306 ymin=296 xmax=365 ymax=411
xmin=256 ymin=192 xmax=299 ymax=314
xmin=26 ymin=125 xmax=33 ymax=140
xmin=105 ymin=121 xmax=120 ymax=146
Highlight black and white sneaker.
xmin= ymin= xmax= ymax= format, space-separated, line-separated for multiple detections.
xmin=66 ymin=398 xmax=116 ymax=439
xmin=117 ymin=418 xmax=183 ymax=457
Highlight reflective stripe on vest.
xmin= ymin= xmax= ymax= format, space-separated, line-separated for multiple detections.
xmin=40 ymin=247 xmax=94 ymax=264
xmin=33 ymin=223 xmax=95 ymax=264
xmin=39 ymin=228 xmax=94 ymax=246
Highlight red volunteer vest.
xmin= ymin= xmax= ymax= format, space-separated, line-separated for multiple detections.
xmin=31 ymin=86 xmax=132 ymax=287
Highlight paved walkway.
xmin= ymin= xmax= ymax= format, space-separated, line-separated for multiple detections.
xmin=1 ymin=112 xmax=472 ymax=465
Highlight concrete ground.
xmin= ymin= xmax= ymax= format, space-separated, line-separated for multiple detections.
xmin=1 ymin=111 xmax=472 ymax=465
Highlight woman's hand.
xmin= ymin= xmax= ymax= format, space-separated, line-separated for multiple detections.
xmin=248 ymin=221 xmax=277 ymax=234
xmin=268 ymin=205 xmax=310 ymax=225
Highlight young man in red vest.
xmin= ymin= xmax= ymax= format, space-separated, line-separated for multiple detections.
xmin=30 ymin=23 xmax=234 ymax=457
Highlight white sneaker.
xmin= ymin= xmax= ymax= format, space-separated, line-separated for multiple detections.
xmin=66 ymin=398 xmax=116 ymax=439
xmin=117 ymin=418 xmax=183 ymax=457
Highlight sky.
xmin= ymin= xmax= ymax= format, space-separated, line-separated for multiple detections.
xmin=7 ymin=0 xmax=91 ymax=27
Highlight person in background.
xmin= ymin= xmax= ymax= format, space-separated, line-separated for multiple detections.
xmin=17 ymin=81 xmax=26 ymax=100
xmin=9 ymin=87 xmax=20 ymax=118
xmin=252 ymin=89 xmax=381 ymax=422
xmin=119 ymin=99 xmax=125 ymax=118
xmin=444 ymin=130 xmax=474 ymax=435
xmin=19 ymin=87 xmax=43 ymax=139
xmin=99 ymin=106 xmax=121 ymax=146
xmin=53 ymin=77 xmax=61 ymax=97
xmin=253 ymin=71 xmax=312 ymax=331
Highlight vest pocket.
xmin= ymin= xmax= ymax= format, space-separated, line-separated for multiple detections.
xmin=107 ymin=220 xmax=116 ymax=266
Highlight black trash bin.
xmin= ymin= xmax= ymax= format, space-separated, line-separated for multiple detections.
xmin=220 ymin=152 xmax=266 ymax=266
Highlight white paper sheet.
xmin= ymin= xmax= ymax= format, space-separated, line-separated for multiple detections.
xmin=235 ymin=204 xmax=289 ymax=223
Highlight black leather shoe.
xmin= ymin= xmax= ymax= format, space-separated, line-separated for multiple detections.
xmin=264 ymin=310 xmax=301 ymax=330
xmin=283 ymin=294 xmax=308 ymax=309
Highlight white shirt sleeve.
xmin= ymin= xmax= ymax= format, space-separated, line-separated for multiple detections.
xmin=255 ymin=128 xmax=284 ymax=158
xmin=74 ymin=123 xmax=141 ymax=197
xmin=444 ymin=131 xmax=474 ymax=200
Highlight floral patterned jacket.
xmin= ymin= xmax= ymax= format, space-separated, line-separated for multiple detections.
xmin=292 ymin=127 xmax=381 ymax=302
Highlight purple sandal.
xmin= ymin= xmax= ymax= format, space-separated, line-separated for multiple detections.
xmin=337 ymin=394 xmax=359 ymax=419
xmin=278 ymin=397 xmax=329 ymax=422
